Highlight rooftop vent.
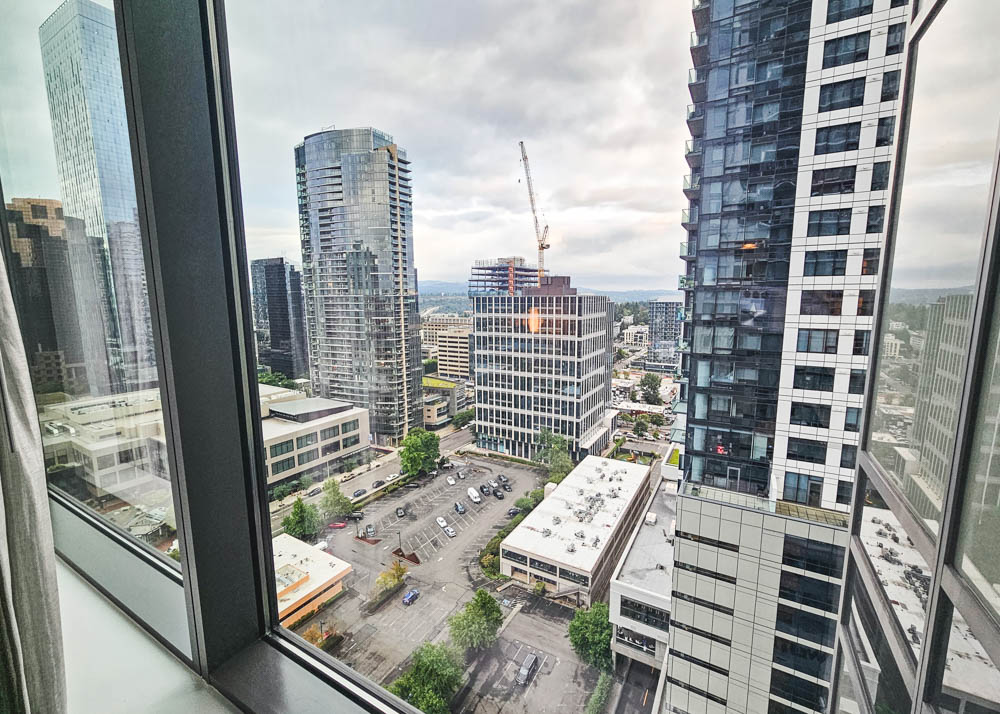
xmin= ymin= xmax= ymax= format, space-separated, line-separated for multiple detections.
xmin=575 ymin=530 xmax=586 ymax=539
xmin=567 ymin=543 xmax=576 ymax=553
xmin=542 ymin=528 xmax=552 ymax=538
xmin=552 ymin=516 xmax=562 ymax=525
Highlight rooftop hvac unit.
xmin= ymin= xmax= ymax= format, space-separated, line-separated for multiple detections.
xmin=542 ymin=528 xmax=552 ymax=537
xmin=592 ymin=536 xmax=601 ymax=547
xmin=575 ymin=530 xmax=586 ymax=539
xmin=645 ymin=512 xmax=658 ymax=526
xmin=552 ymin=516 xmax=561 ymax=525
xmin=567 ymin=543 xmax=576 ymax=553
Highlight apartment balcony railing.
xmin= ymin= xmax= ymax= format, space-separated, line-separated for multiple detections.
xmin=681 ymin=206 xmax=699 ymax=228
xmin=684 ymin=138 xmax=702 ymax=168
xmin=690 ymin=31 xmax=708 ymax=66
xmin=677 ymin=275 xmax=694 ymax=291
xmin=692 ymin=0 xmax=710 ymax=29
xmin=688 ymin=67 xmax=707 ymax=103
xmin=683 ymin=173 xmax=701 ymax=198
xmin=679 ymin=241 xmax=696 ymax=261
xmin=686 ymin=103 xmax=704 ymax=136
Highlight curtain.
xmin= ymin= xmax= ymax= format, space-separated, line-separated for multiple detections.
xmin=0 ymin=236 xmax=66 ymax=713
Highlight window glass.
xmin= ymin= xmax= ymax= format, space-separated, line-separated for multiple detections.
xmin=881 ymin=70 xmax=901 ymax=102
xmin=836 ymin=480 xmax=853 ymax=504
xmin=827 ymin=0 xmax=873 ymax=24
xmin=818 ymin=78 xmax=866 ymax=113
xmin=797 ymin=329 xmax=839 ymax=354
xmin=790 ymin=403 xmax=832 ymax=428
xmin=871 ymin=162 xmax=891 ymax=191
xmin=876 ymin=117 xmax=896 ymax=147
xmin=886 ymin=22 xmax=905 ymax=55
xmin=867 ymin=0 xmax=1000 ymax=540
xmin=934 ymin=603 xmax=1000 ymax=711
xmin=795 ymin=366 xmax=836 ymax=392
xmin=808 ymin=209 xmax=852 ymax=236
xmin=815 ymin=122 xmax=861 ymax=155
xmin=1 ymin=0 xmax=181 ymax=565
xmin=811 ymin=166 xmax=856 ymax=196
xmin=787 ymin=438 xmax=828 ymax=465
xmin=823 ymin=31 xmax=870 ymax=69
xmin=845 ymin=407 xmax=862 ymax=432
xmin=853 ymin=330 xmax=871 ymax=356
xmin=801 ymin=290 xmax=844 ymax=316
xmin=804 ymin=249 xmax=848 ymax=277
xmin=861 ymin=248 xmax=881 ymax=275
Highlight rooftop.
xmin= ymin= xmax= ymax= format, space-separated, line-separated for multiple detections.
xmin=422 ymin=375 xmax=460 ymax=389
xmin=501 ymin=456 xmax=651 ymax=573
xmin=680 ymin=481 xmax=849 ymax=529
xmin=272 ymin=533 xmax=352 ymax=614
xmin=615 ymin=471 xmax=678 ymax=598
xmin=268 ymin=397 xmax=353 ymax=420
xmin=260 ymin=403 xmax=366 ymax=441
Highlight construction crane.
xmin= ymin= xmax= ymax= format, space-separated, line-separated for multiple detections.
xmin=519 ymin=141 xmax=550 ymax=283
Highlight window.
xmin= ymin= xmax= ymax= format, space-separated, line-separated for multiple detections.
xmin=794 ymin=366 xmax=836 ymax=392
xmin=818 ymin=78 xmax=866 ymax=113
xmin=621 ymin=597 xmax=670 ymax=631
xmin=342 ymin=434 xmax=360 ymax=448
xmin=827 ymin=0 xmax=873 ymax=23
xmin=808 ymin=209 xmax=852 ymax=236
xmin=320 ymin=425 xmax=340 ymax=440
xmin=271 ymin=456 xmax=296 ymax=475
xmin=886 ymin=22 xmax=905 ymax=55
xmin=811 ymin=166 xmax=856 ymax=195
xmin=342 ymin=419 xmax=359 ymax=433
xmin=776 ymin=603 xmax=837 ymax=647
xmin=853 ymin=330 xmax=871 ymax=356
xmin=870 ymin=161 xmax=890 ymax=191
xmin=783 ymin=535 xmax=846 ymax=577
xmin=857 ymin=290 xmax=876 ymax=316
xmin=866 ymin=205 xmax=886 ymax=233
xmin=800 ymin=290 xmax=843 ymax=316
xmin=296 ymin=432 xmax=317 ymax=449
xmin=797 ymin=329 xmax=839 ymax=354
xmin=779 ymin=572 xmax=841 ymax=613
xmin=559 ymin=568 xmax=589 ymax=586
xmin=840 ymin=444 xmax=857 ymax=469
xmin=321 ymin=441 xmax=340 ymax=456
xmin=501 ymin=549 xmax=527 ymax=565
xmin=881 ymin=70 xmax=901 ymax=102
xmin=770 ymin=669 xmax=829 ymax=712
xmin=783 ymin=472 xmax=824 ymax=506
xmin=876 ymin=117 xmax=896 ymax=147
xmin=890 ymin=0 xmax=908 ymax=6
xmin=529 ymin=557 xmax=557 ymax=575
xmin=836 ymin=480 xmax=853 ymax=504
xmin=844 ymin=407 xmax=861 ymax=432
xmin=270 ymin=440 xmax=294 ymax=458
xmin=804 ymin=250 xmax=847 ymax=276
xmin=861 ymin=247 xmax=880 ymax=275
xmin=814 ymin=122 xmax=861 ymax=155
xmin=787 ymin=438 xmax=827 ymax=465
xmin=297 ymin=448 xmax=318 ymax=465
xmin=790 ymin=403 xmax=832 ymax=428
xmin=773 ymin=637 xmax=834 ymax=681
xmin=823 ymin=31 xmax=870 ymax=68
xmin=849 ymin=369 xmax=866 ymax=394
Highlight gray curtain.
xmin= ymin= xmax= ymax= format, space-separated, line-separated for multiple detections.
xmin=0 ymin=234 xmax=66 ymax=713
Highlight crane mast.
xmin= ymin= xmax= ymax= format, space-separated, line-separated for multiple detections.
xmin=519 ymin=141 xmax=549 ymax=283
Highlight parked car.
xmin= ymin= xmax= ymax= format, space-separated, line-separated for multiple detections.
xmin=488 ymin=479 xmax=499 ymax=489
xmin=454 ymin=502 xmax=466 ymax=514
xmin=395 ymin=507 xmax=406 ymax=518
xmin=457 ymin=471 xmax=466 ymax=480
xmin=352 ymin=488 xmax=367 ymax=498
xmin=497 ymin=474 xmax=509 ymax=484
xmin=443 ymin=526 xmax=457 ymax=538
xmin=372 ymin=480 xmax=385 ymax=488
xmin=506 ymin=508 xmax=521 ymax=517
xmin=328 ymin=521 xmax=347 ymax=529
xmin=493 ymin=489 xmax=505 ymax=500
xmin=314 ymin=541 xmax=328 ymax=551
xmin=386 ymin=473 xmax=399 ymax=481
xmin=435 ymin=516 xmax=449 ymax=529
xmin=429 ymin=470 xmax=438 ymax=477
xmin=515 ymin=653 xmax=538 ymax=685
xmin=446 ymin=476 xmax=456 ymax=486
xmin=404 ymin=482 xmax=420 ymax=489
xmin=365 ymin=524 xmax=376 ymax=538
xmin=402 ymin=589 xmax=420 ymax=606
xmin=502 ymin=483 xmax=512 ymax=492
xmin=480 ymin=484 xmax=491 ymax=496
xmin=307 ymin=487 xmax=322 ymax=497
xmin=346 ymin=511 xmax=364 ymax=521
xmin=467 ymin=487 xmax=482 ymax=504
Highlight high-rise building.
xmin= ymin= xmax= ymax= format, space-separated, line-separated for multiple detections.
xmin=419 ymin=313 xmax=472 ymax=349
xmin=645 ymin=299 xmax=683 ymax=373
xmin=40 ymin=0 xmax=156 ymax=393
xmin=468 ymin=256 xmax=542 ymax=296
xmin=295 ymin=127 xmax=422 ymax=445
xmin=251 ymin=257 xmax=308 ymax=379
xmin=668 ymin=0 xmax=910 ymax=711
xmin=437 ymin=327 xmax=471 ymax=381
xmin=473 ymin=274 xmax=614 ymax=460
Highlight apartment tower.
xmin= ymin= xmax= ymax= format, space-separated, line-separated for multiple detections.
xmin=668 ymin=0 xmax=909 ymax=711
xmin=295 ymin=127 xmax=422 ymax=445
xmin=251 ymin=257 xmax=309 ymax=379
xmin=645 ymin=299 xmax=684 ymax=373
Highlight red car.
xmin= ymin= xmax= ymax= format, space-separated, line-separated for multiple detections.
xmin=328 ymin=522 xmax=347 ymax=529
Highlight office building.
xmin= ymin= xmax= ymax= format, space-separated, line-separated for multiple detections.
xmin=623 ymin=324 xmax=649 ymax=348
xmin=272 ymin=533 xmax=352 ymax=626
xmin=833 ymin=3 xmax=1000 ymax=713
xmin=420 ymin=313 xmax=471 ymax=348
xmin=40 ymin=0 xmax=156 ymax=393
xmin=437 ymin=327 xmax=471 ymax=380
xmin=670 ymin=0 xmax=910 ymax=711
xmin=468 ymin=256 xmax=541 ymax=296
xmin=499 ymin=456 xmax=652 ymax=606
xmin=646 ymin=299 xmax=684 ymax=373
xmin=251 ymin=257 xmax=309 ymax=379
xmin=421 ymin=376 xmax=468 ymax=415
xmin=295 ymin=127 xmax=422 ymax=445
xmin=473 ymin=275 xmax=614 ymax=460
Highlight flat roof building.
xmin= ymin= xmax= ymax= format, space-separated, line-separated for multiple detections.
xmin=499 ymin=456 xmax=652 ymax=606
xmin=272 ymin=533 xmax=352 ymax=626
xmin=437 ymin=327 xmax=471 ymax=381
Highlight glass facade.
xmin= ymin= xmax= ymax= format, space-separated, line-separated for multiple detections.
xmin=251 ymin=257 xmax=308 ymax=379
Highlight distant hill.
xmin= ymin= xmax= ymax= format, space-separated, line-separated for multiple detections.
xmin=419 ymin=280 xmax=680 ymax=303
xmin=889 ymin=286 xmax=975 ymax=305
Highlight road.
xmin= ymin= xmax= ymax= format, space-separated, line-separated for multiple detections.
xmin=269 ymin=428 xmax=474 ymax=533
xmin=615 ymin=659 xmax=658 ymax=714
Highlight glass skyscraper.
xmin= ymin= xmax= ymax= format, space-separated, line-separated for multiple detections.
xmin=251 ymin=257 xmax=308 ymax=380
xmin=40 ymin=0 xmax=155 ymax=394
xmin=295 ymin=127 xmax=422 ymax=445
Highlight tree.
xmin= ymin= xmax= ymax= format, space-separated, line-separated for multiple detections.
xmin=375 ymin=560 xmax=408 ymax=593
xmin=388 ymin=642 xmax=464 ymax=714
xmin=320 ymin=478 xmax=353 ymax=519
xmin=272 ymin=483 xmax=294 ymax=501
xmin=258 ymin=370 xmax=299 ymax=390
xmin=533 ymin=581 xmax=547 ymax=596
xmin=299 ymin=475 xmax=314 ymax=491
xmin=640 ymin=373 xmax=662 ymax=405
xmin=633 ymin=416 xmax=649 ymax=437
xmin=569 ymin=602 xmax=613 ymax=671
xmin=282 ymin=498 xmax=320 ymax=541
xmin=400 ymin=428 xmax=440 ymax=475
xmin=615 ymin=348 xmax=627 ymax=362
xmin=648 ymin=413 xmax=665 ymax=427
xmin=533 ymin=428 xmax=574 ymax=483
xmin=514 ymin=496 xmax=534 ymax=512
xmin=422 ymin=358 xmax=438 ymax=375
xmin=451 ymin=408 xmax=475 ymax=428
xmin=628 ymin=389 xmax=638 ymax=402
xmin=448 ymin=589 xmax=504 ymax=651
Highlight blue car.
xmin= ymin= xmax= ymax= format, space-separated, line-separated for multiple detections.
xmin=402 ymin=589 xmax=420 ymax=606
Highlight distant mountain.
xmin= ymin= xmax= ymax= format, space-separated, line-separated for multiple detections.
xmin=418 ymin=280 xmax=680 ymax=303
xmin=889 ymin=286 xmax=975 ymax=305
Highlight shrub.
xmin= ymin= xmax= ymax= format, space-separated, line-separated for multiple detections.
xmin=585 ymin=672 xmax=613 ymax=714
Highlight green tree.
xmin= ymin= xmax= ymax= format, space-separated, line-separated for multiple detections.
xmin=388 ymin=642 xmax=464 ymax=714
xmin=648 ymin=413 xmax=665 ymax=427
xmin=451 ymin=409 xmax=475 ymax=428
xmin=633 ymin=416 xmax=649 ymax=437
xmin=533 ymin=428 xmax=574 ymax=483
xmin=568 ymin=602 xmax=613 ymax=671
xmin=422 ymin=358 xmax=438 ymax=375
xmin=448 ymin=589 xmax=505 ymax=651
xmin=400 ymin=428 xmax=440 ymax=475
xmin=282 ymin=498 xmax=320 ymax=541
xmin=514 ymin=496 xmax=534 ymax=511
xmin=628 ymin=389 xmax=638 ymax=401
xmin=299 ymin=475 xmax=314 ymax=491
xmin=320 ymin=479 xmax=353 ymax=519
xmin=639 ymin=373 xmax=662 ymax=404
xmin=615 ymin=348 xmax=627 ymax=361
xmin=258 ymin=370 xmax=299 ymax=390
xmin=533 ymin=581 xmax=547 ymax=596
xmin=375 ymin=560 xmax=408 ymax=593
xmin=272 ymin=483 xmax=294 ymax=501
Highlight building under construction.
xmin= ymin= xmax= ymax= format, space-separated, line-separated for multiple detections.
xmin=467 ymin=256 xmax=541 ymax=296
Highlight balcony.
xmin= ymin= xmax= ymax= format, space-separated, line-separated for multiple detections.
xmin=686 ymin=103 xmax=704 ymax=136
xmin=681 ymin=205 xmax=698 ymax=229
xmin=684 ymin=138 xmax=702 ymax=168
xmin=690 ymin=31 xmax=708 ymax=66
xmin=679 ymin=241 xmax=696 ymax=261
xmin=683 ymin=173 xmax=700 ymax=198
xmin=692 ymin=0 xmax=710 ymax=30
xmin=688 ymin=67 xmax=706 ymax=103
xmin=677 ymin=275 xmax=694 ymax=291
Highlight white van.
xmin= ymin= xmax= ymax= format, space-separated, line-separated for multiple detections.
xmin=467 ymin=487 xmax=482 ymax=504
